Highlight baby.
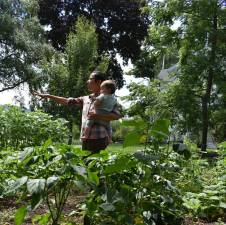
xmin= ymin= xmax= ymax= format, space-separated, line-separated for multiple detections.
xmin=84 ymin=80 xmax=117 ymax=143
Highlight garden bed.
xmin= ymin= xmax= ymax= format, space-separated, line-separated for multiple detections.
xmin=0 ymin=196 xmax=224 ymax=225
xmin=0 ymin=194 xmax=85 ymax=225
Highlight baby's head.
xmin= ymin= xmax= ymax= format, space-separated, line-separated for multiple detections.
xmin=100 ymin=80 xmax=116 ymax=95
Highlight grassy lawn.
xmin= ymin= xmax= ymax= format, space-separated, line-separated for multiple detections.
xmin=73 ymin=140 xmax=145 ymax=155
xmin=106 ymin=143 xmax=145 ymax=155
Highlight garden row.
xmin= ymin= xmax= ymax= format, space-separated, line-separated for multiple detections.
xmin=0 ymin=106 xmax=225 ymax=225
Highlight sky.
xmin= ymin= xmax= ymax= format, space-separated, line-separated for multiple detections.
xmin=0 ymin=13 xmax=180 ymax=107
xmin=0 ymin=85 xmax=29 ymax=105
xmin=0 ymin=59 xmax=148 ymax=108
xmin=0 ymin=75 xmax=145 ymax=106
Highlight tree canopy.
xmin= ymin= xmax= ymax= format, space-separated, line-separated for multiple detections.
xmin=0 ymin=0 xmax=52 ymax=92
xmin=38 ymin=0 xmax=150 ymax=87
xmin=127 ymin=0 xmax=226 ymax=149
xmin=34 ymin=17 xmax=108 ymax=143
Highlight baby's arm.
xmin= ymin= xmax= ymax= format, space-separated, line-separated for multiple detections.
xmin=94 ymin=98 xmax=101 ymax=109
xmin=93 ymin=94 xmax=104 ymax=113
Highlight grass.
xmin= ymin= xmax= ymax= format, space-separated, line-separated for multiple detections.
xmin=106 ymin=143 xmax=145 ymax=155
xmin=73 ymin=139 xmax=145 ymax=155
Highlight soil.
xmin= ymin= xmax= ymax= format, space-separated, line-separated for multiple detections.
xmin=0 ymin=196 xmax=225 ymax=225
xmin=183 ymin=217 xmax=225 ymax=225
xmin=0 ymin=194 xmax=85 ymax=225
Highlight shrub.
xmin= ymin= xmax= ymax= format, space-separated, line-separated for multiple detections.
xmin=0 ymin=105 xmax=69 ymax=150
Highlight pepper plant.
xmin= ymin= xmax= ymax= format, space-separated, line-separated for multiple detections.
xmin=3 ymin=140 xmax=98 ymax=225
xmin=84 ymin=118 xmax=184 ymax=224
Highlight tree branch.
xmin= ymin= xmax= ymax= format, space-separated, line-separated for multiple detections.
xmin=0 ymin=79 xmax=29 ymax=92
xmin=218 ymin=0 xmax=225 ymax=7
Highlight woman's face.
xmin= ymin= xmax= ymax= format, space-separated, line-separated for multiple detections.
xmin=87 ymin=73 xmax=101 ymax=93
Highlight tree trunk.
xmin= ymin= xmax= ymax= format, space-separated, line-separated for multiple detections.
xmin=201 ymin=9 xmax=217 ymax=152
xmin=201 ymin=96 xmax=208 ymax=152
xmin=68 ymin=120 xmax=73 ymax=145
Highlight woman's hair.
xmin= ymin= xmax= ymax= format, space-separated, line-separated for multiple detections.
xmin=101 ymin=80 xmax=116 ymax=94
xmin=91 ymin=70 xmax=107 ymax=82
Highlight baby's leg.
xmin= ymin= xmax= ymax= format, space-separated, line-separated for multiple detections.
xmin=105 ymin=124 xmax=113 ymax=144
xmin=108 ymin=136 xmax=113 ymax=144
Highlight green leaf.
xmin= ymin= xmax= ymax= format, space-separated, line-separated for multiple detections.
xmin=32 ymin=213 xmax=51 ymax=225
xmin=27 ymin=179 xmax=46 ymax=194
xmin=121 ymin=119 xmax=146 ymax=127
xmin=30 ymin=193 xmax=43 ymax=210
xmin=219 ymin=202 xmax=226 ymax=209
xmin=182 ymin=198 xmax=201 ymax=210
xmin=150 ymin=130 xmax=168 ymax=138
xmin=209 ymin=196 xmax=220 ymax=201
xmin=73 ymin=147 xmax=91 ymax=156
xmin=99 ymin=203 xmax=115 ymax=211
xmin=90 ymin=150 xmax=109 ymax=160
xmin=46 ymin=176 xmax=59 ymax=187
xmin=104 ymin=156 xmax=136 ymax=174
xmin=218 ymin=141 xmax=226 ymax=149
xmin=88 ymin=171 xmax=99 ymax=185
xmin=46 ymin=155 xmax=62 ymax=167
xmin=43 ymin=139 xmax=53 ymax=149
xmin=25 ymin=156 xmax=40 ymax=167
xmin=150 ymin=119 xmax=170 ymax=139
xmin=123 ymin=132 xmax=141 ymax=148
xmin=14 ymin=206 xmax=27 ymax=225
xmin=71 ymin=165 xmax=87 ymax=178
xmin=18 ymin=147 xmax=34 ymax=162
xmin=5 ymin=176 xmax=28 ymax=194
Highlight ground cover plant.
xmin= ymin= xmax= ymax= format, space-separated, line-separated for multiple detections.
xmin=181 ymin=142 xmax=226 ymax=222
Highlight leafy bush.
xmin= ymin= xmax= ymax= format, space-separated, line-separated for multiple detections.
xmin=3 ymin=140 xmax=94 ymax=225
xmin=85 ymin=151 xmax=183 ymax=225
xmin=84 ymin=118 xmax=184 ymax=225
xmin=111 ymin=120 xmax=134 ymax=142
xmin=0 ymin=105 xmax=69 ymax=150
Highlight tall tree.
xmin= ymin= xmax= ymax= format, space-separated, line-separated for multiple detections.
xmin=130 ymin=0 xmax=226 ymax=151
xmin=38 ymin=17 xmax=108 ymax=143
xmin=37 ymin=0 xmax=150 ymax=88
xmin=0 ymin=0 xmax=52 ymax=92
xmin=175 ymin=0 xmax=225 ymax=151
